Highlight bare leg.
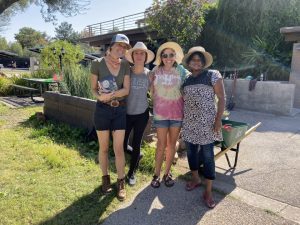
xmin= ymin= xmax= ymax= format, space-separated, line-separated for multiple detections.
xmin=205 ymin=179 xmax=213 ymax=198
xmin=96 ymin=130 xmax=110 ymax=175
xmin=155 ymin=128 xmax=168 ymax=176
xmin=164 ymin=126 xmax=181 ymax=175
xmin=191 ymin=170 xmax=201 ymax=183
xmin=112 ymin=130 xmax=126 ymax=179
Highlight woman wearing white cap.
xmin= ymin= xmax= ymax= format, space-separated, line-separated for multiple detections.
xmin=150 ymin=41 xmax=190 ymax=188
xmin=90 ymin=34 xmax=131 ymax=201
xmin=123 ymin=42 xmax=155 ymax=186
xmin=181 ymin=46 xmax=225 ymax=208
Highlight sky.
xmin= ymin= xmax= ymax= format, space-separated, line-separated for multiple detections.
xmin=1 ymin=0 xmax=153 ymax=42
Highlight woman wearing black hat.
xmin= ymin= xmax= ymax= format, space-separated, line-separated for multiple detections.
xmin=90 ymin=34 xmax=131 ymax=201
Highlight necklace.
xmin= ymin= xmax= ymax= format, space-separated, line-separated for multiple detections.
xmin=105 ymin=52 xmax=121 ymax=70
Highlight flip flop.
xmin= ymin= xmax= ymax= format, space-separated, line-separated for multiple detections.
xmin=185 ymin=181 xmax=201 ymax=191
xmin=202 ymin=192 xmax=216 ymax=209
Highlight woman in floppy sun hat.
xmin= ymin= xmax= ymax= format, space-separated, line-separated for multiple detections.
xmin=182 ymin=46 xmax=213 ymax=68
xmin=90 ymin=33 xmax=132 ymax=201
xmin=123 ymin=42 xmax=154 ymax=186
xmin=181 ymin=46 xmax=225 ymax=209
xmin=149 ymin=41 xmax=190 ymax=189
xmin=153 ymin=41 xmax=184 ymax=66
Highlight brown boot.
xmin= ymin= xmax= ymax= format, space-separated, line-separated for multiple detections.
xmin=116 ymin=178 xmax=126 ymax=201
xmin=101 ymin=175 xmax=112 ymax=194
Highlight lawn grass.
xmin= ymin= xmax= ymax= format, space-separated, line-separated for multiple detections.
xmin=0 ymin=103 xmax=155 ymax=225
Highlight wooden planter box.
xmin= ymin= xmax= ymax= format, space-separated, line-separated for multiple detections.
xmin=43 ymin=91 xmax=154 ymax=142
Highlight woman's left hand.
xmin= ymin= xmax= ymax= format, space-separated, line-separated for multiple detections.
xmin=214 ymin=119 xmax=222 ymax=133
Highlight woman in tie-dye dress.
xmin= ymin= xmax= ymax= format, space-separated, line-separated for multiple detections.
xmin=150 ymin=42 xmax=190 ymax=188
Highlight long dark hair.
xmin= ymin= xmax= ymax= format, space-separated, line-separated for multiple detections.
xmin=186 ymin=52 xmax=206 ymax=66
xmin=159 ymin=48 xmax=178 ymax=67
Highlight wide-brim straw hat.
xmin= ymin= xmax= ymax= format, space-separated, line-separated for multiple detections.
xmin=182 ymin=46 xmax=213 ymax=69
xmin=153 ymin=41 xmax=184 ymax=65
xmin=125 ymin=42 xmax=155 ymax=64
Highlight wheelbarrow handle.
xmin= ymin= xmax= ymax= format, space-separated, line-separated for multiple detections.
xmin=214 ymin=122 xmax=261 ymax=161
xmin=245 ymin=122 xmax=262 ymax=136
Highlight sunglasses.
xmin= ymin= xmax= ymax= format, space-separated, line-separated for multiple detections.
xmin=161 ymin=53 xmax=176 ymax=59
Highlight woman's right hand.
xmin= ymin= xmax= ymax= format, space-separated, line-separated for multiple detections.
xmin=98 ymin=92 xmax=115 ymax=103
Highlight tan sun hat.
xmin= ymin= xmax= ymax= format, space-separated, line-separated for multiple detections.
xmin=125 ymin=42 xmax=155 ymax=64
xmin=182 ymin=46 xmax=213 ymax=69
xmin=153 ymin=41 xmax=184 ymax=65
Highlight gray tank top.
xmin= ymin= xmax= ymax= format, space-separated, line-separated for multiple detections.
xmin=126 ymin=67 xmax=150 ymax=115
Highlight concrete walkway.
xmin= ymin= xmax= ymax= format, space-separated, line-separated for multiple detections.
xmin=214 ymin=109 xmax=300 ymax=208
xmin=103 ymin=109 xmax=300 ymax=225
xmin=103 ymin=180 xmax=298 ymax=225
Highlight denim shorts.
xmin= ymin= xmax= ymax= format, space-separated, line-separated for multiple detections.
xmin=153 ymin=119 xmax=182 ymax=128
xmin=185 ymin=142 xmax=215 ymax=180
xmin=94 ymin=101 xmax=126 ymax=131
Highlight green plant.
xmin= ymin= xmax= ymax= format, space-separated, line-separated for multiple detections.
xmin=0 ymin=77 xmax=13 ymax=96
xmin=201 ymin=0 xmax=300 ymax=80
xmin=40 ymin=40 xmax=84 ymax=74
xmin=138 ymin=142 xmax=156 ymax=174
xmin=31 ymin=69 xmax=53 ymax=79
xmin=146 ymin=0 xmax=209 ymax=51
xmin=242 ymin=36 xmax=290 ymax=80
xmin=63 ymin=64 xmax=94 ymax=99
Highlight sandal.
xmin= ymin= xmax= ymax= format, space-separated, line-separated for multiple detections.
xmin=202 ymin=192 xmax=216 ymax=209
xmin=150 ymin=175 xmax=160 ymax=188
xmin=185 ymin=181 xmax=201 ymax=191
xmin=163 ymin=173 xmax=175 ymax=187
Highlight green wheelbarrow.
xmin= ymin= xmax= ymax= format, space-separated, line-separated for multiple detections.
xmin=214 ymin=120 xmax=261 ymax=168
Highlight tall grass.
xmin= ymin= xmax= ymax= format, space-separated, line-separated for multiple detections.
xmin=63 ymin=65 xmax=94 ymax=99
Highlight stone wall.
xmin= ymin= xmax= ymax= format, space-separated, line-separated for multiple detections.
xmin=223 ymin=79 xmax=295 ymax=115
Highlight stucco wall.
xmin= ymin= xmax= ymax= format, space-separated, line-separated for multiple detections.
xmin=224 ymin=79 xmax=295 ymax=115
xmin=289 ymin=43 xmax=300 ymax=108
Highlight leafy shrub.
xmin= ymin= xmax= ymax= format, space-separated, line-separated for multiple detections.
xmin=0 ymin=77 xmax=13 ymax=96
xmin=138 ymin=143 xmax=156 ymax=174
xmin=201 ymin=0 xmax=300 ymax=80
xmin=31 ymin=69 xmax=53 ymax=79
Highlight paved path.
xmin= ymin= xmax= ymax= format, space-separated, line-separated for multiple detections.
xmin=103 ymin=180 xmax=297 ymax=225
xmin=103 ymin=109 xmax=300 ymax=225
xmin=215 ymin=109 xmax=300 ymax=208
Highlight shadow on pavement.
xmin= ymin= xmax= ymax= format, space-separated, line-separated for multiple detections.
xmin=0 ymin=96 xmax=43 ymax=108
xmin=102 ymin=174 xmax=236 ymax=225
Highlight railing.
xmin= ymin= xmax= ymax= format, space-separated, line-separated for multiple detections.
xmin=81 ymin=12 xmax=147 ymax=38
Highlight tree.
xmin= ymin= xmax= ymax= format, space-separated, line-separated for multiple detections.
xmin=0 ymin=36 xmax=9 ymax=50
xmin=146 ymin=0 xmax=210 ymax=51
xmin=9 ymin=42 xmax=23 ymax=56
xmin=0 ymin=0 xmax=90 ymax=22
xmin=200 ymin=0 xmax=300 ymax=80
xmin=55 ymin=22 xmax=80 ymax=44
xmin=14 ymin=27 xmax=48 ymax=49
xmin=40 ymin=40 xmax=84 ymax=72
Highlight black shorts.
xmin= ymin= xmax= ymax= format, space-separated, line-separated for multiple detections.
xmin=94 ymin=102 xmax=126 ymax=131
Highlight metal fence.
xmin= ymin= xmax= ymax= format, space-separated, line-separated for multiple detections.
xmin=82 ymin=12 xmax=147 ymax=38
